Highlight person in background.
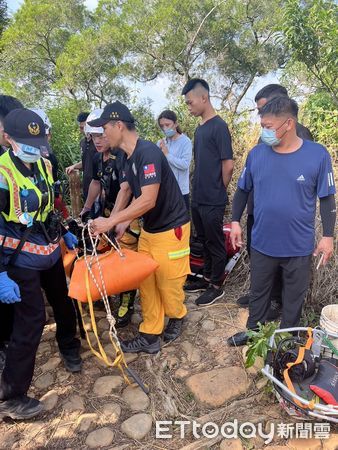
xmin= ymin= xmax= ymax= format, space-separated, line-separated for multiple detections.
xmin=229 ymin=96 xmax=336 ymax=346
xmin=182 ymin=78 xmax=234 ymax=306
xmin=77 ymin=111 xmax=89 ymax=135
xmin=237 ymin=84 xmax=314 ymax=321
xmin=66 ymin=112 xmax=97 ymax=201
xmin=0 ymin=96 xmax=23 ymax=156
xmin=157 ymin=110 xmax=192 ymax=211
xmin=30 ymin=109 xmax=70 ymax=221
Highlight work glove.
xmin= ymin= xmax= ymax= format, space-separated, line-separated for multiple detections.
xmin=63 ymin=231 xmax=78 ymax=250
xmin=0 ymin=272 xmax=21 ymax=304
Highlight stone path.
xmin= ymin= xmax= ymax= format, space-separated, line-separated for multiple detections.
xmin=0 ymin=282 xmax=337 ymax=449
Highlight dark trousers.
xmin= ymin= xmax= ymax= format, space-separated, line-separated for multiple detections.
xmin=247 ymin=248 xmax=312 ymax=330
xmin=183 ymin=194 xmax=190 ymax=213
xmin=191 ymin=203 xmax=227 ymax=286
xmin=0 ymin=304 xmax=14 ymax=349
xmin=0 ymin=258 xmax=80 ymax=400
xmin=247 ymin=214 xmax=283 ymax=304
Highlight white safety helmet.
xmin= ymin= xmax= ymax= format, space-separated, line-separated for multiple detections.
xmin=84 ymin=109 xmax=104 ymax=134
xmin=30 ymin=108 xmax=52 ymax=135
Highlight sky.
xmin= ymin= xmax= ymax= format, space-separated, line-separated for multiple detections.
xmin=7 ymin=0 xmax=279 ymax=115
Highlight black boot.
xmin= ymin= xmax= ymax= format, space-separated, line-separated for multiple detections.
xmin=227 ymin=331 xmax=250 ymax=347
xmin=116 ymin=291 xmax=135 ymax=328
xmin=0 ymin=395 xmax=44 ymax=420
xmin=120 ymin=333 xmax=161 ymax=354
xmin=163 ymin=318 xmax=184 ymax=342
xmin=236 ymin=292 xmax=251 ymax=308
xmin=60 ymin=350 xmax=82 ymax=373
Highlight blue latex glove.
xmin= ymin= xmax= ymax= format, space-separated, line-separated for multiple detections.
xmin=63 ymin=231 xmax=78 ymax=250
xmin=0 ymin=272 xmax=21 ymax=304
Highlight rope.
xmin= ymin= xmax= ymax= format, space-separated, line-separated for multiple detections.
xmin=75 ymin=223 xmax=149 ymax=393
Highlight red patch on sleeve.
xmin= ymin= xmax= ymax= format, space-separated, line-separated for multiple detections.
xmin=143 ymin=164 xmax=156 ymax=179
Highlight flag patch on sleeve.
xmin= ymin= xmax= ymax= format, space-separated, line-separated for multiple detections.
xmin=143 ymin=164 xmax=156 ymax=179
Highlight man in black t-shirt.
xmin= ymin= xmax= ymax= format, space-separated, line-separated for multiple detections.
xmin=81 ymin=109 xmax=136 ymax=328
xmin=237 ymin=84 xmax=314 ymax=319
xmin=89 ymin=101 xmax=190 ymax=354
xmin=182 ymin=79 xmax=234 ymax=306
xmin=66 ymin=112 xmax=97 ymax=200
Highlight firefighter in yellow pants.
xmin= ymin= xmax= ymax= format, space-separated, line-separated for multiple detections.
xmin=80 ymin=110 xmax=140 ymax=327
xmin=138 ymin=223 xmax=190 ymax=336
xmin=89 ymin=101 xmax=190 ymax=354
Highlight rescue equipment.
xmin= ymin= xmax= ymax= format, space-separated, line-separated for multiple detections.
xmin=60 ymin=239 xmax=77 ymax=278
xmin=68 ymin=223 xmax=152 ymax=393
xmin=189 ymin=223 xmax=241 ymax=281
xmin=262 ymin=327 xmax=338 ymax=423
xmin=68 ymin=235 xmax=158 ymax=302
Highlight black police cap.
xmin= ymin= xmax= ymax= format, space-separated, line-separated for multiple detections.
xmin=88 ymin=101 xmax=135 ymax=128
xmin=4 ymin=108 xmax=49 ymax=149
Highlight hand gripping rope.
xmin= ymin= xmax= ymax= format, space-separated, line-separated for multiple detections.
xmin=74 ymin=222 xmax=149 ymax=394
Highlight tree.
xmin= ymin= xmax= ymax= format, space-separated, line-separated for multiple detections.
xmin=97 ymin=0 xmax=286 ymax=112
xmin=282 ymin=0 xmax=338 ymax=104
xmin=56 ymin=23 xmax=130 ymax=105
xmin=0 ymin=0 xmax=86 ymax=104
xmin=0 ymin=0 xmax=7 ymax=38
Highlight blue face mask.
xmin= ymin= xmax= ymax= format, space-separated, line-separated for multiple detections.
xmin=163 ymin=128 xmax=176 ymax=139
xmin=260 ymin=119 xmax=289 ymax=146
xmin=260 ymin=128 xmax=281 ymax=146
xmin=15 ymin=143 xmax=41 ymax=163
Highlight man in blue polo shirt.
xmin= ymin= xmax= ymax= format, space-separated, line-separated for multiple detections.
xmin=228 ymin=96 xmax=336 ymax=346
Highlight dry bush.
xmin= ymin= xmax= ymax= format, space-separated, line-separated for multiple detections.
xmin=302 ymin=219 xmax=338 ymax=325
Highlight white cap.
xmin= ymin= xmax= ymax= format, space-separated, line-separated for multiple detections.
xmin=30 ymin=108 xmax=51 ymax=134
xmin=85 ymin=109 xmax=104 ymax=134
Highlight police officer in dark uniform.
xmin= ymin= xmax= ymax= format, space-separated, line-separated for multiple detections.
xmin=0 ymin=109 xmax=81 ymax=420
xmin=81 ymin=109 xmax=136 ymax=327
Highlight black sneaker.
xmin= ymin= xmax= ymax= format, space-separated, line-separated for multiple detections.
xmin=266 ymin=300 xmax=282 ymax=321
xmin=120 ymin=333 xmax=161 ymax=354
xmin=236 ymin=292 xmax=250 ymax=308
xmin=227 ymin=331 xmax=249 ymax=347
xmin=0 ymin=395 xmax=44 ymax=420
xmin=195 ymin=286 xmax=224 ymax=306
xmin=60 ymin=352 xmax=82 ymax=373
xmin=163 ymin=318 xmax=184 ymax=343
xmin=184 ymin=278 xmax=209 ymax=293
xmin=116 ymin=292 xmax=134 ymax=328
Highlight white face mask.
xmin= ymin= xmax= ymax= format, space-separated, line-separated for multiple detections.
xmin=12 ymin=141 xmax=41 ymax=163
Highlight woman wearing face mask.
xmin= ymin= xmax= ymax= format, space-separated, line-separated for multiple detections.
xmin=0 ymin=109 xmax=82 ymax=420
xmin=157 ymin=110 xmax=192 ymax=211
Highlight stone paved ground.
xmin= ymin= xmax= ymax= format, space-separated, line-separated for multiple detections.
xmin=0 ymin=268 xmax=337 ymax=449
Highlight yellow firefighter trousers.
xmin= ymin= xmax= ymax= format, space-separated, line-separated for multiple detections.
xmin=138 ymin=222 xmax=191 ymax=335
